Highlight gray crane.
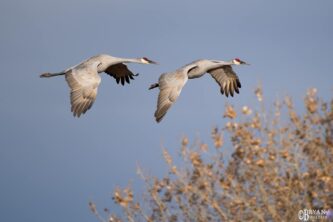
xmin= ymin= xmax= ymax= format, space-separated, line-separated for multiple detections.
xmin=149 ymin=58 xmax=249 ymax=122
xmin=40 ymin=54 xmax=157 ymax=117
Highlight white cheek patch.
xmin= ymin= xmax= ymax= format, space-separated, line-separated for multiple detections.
xmin=141 ymin=58 xmax=149 ymax=64
xmin=233 ymin=60 xmax=241 ymax=65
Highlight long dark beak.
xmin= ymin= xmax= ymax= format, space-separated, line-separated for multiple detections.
xmin=241 ymin=61 xmax=250 ymax=65
xmin=148 ymin=59 xmax=158 ymax=65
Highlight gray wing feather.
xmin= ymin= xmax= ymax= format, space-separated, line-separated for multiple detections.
xmin=154 ymin=72 xmax=187 ymax=122
xmin=207 ymin=66 xmax=241 ymax=97
xmin=65 ymin=66 xmax=101 ymax=117
xmin=155 ymin=86 xmax=179 ymax=122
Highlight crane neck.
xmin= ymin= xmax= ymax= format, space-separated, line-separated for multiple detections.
xmin=113 ymin=57 xmax=143 ymax=64
xmin=212 ymin=60 xmax=234 ymax=67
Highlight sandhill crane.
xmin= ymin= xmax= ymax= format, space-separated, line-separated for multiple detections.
xmin=149 ymin=58 xmax=249 ymax=122
xmin=40 ymin=54 xmax=157 ymax=117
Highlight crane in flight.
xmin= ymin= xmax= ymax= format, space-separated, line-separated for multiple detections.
xmin=40 ymin=54 xmax=157 ymax=117
xmin=149 ymin=58 xmax=249 ymax=122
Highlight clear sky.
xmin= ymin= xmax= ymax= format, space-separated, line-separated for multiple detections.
xmin=0 ymin=0 xmax=332 ymax=221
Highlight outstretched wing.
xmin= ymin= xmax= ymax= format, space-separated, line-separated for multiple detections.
xmin=154 ymin=72 xmax=187 ymax=123
xmin=104 ymin=63 xmax=137 ymax=85
xmin=65 ymin=66 xmax=101 ymax=117
xmin=207 ymin=66 xmax=241 ymax=97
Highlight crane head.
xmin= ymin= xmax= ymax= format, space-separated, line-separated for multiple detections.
xmin=233 ymin=58 xmax=249 ymax=65
xmin=141 ymin=57 xmax=158 ymax=64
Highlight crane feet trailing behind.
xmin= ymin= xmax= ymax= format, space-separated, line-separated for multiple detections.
xmin=40 ymin=73 xmax=52 ymax=78
xmin=40 ymin=72 xmax=65 ymax=78
xmin=149 ymin=83 xmax=159 ymax=90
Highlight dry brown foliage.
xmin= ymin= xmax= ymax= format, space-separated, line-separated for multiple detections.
xmin=91 ymin=87 xmax=333 ymax=222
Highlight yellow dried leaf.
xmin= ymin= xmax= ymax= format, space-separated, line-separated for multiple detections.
xmin=182 ymin=137 xmax=189 ymax=146
xmin=199 ymin=143 xmax=208 ymax=152
xmin=256 ymin=159 xmax=265 ymax=167
xmin=254 ymin=85 xmax=263 ymax=102
xmin=280 ymin=150 xmax=289 ymax=159
xmin=242 ymin=106 xmax=252 ymax=115
xmin=224 ymin=105 xmax=237 ymax=119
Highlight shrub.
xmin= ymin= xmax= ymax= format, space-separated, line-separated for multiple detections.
xmin=90 ymin=87 xmax=333 ymax=222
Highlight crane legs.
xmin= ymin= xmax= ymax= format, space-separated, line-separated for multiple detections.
xmin=148 ymin=83 xmax=159 ymax=90
xmin=40 ymin=72 xmax=65 ymax=78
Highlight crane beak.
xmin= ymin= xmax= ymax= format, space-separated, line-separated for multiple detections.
xmin=241 ymin=61 xmax=250 ymax=65
xmin=142 ymin=57 xmax=158 ymax=64
xmin=148 ymin=59 xmax=158 ymax=65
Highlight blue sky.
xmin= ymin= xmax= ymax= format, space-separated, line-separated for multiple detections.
xmin=0 ymin=0 xmax=332 ymax=221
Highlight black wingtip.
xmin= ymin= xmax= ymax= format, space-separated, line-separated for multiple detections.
xmin=237 ymin=79 xmax=242 ymax=88
xmin=125 ymin=76 xmax=130 ymax=84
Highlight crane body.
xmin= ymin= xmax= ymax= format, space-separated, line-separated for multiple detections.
xmin=41 ymin=54 xmax=157 ymax=117
xmin=149 ymin=58 xmax=248 ymax=122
